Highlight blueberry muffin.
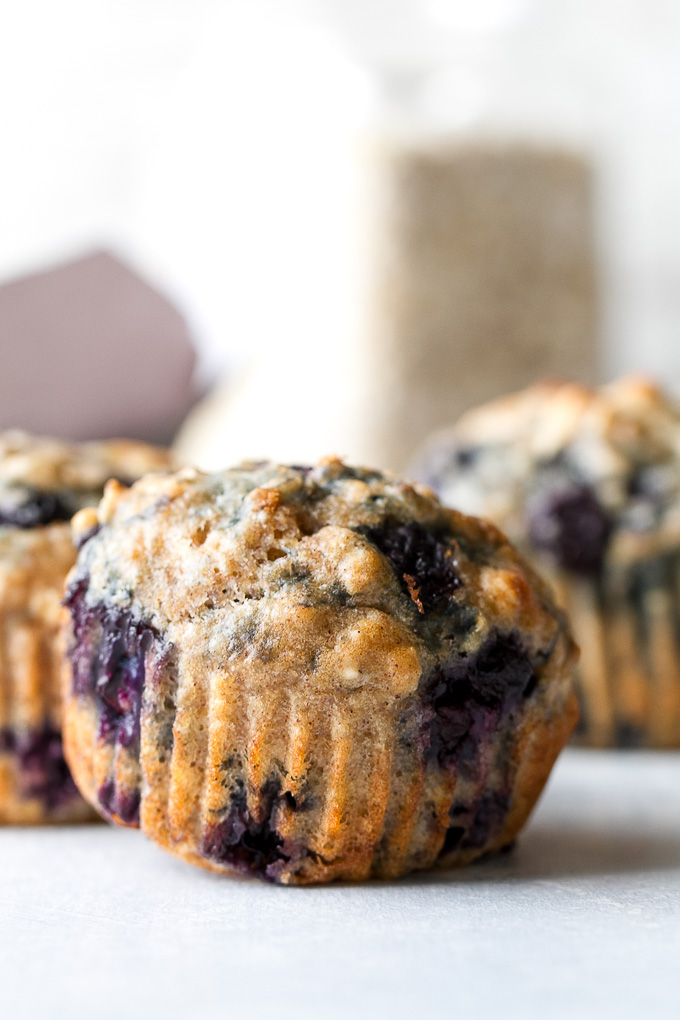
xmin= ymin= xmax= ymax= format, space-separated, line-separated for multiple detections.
xmin=0 ymin=431 xmax=174 ymax=822
xmin=62 ymin=457 xmax=577 ymax=884
xmin=414 ymin=377 xmax=680 ymax=748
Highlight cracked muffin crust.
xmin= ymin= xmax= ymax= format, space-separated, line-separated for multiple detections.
xmin=0 ymin=431 xmax=174 ymax=823
xmin=63 ymin=457 xmax=577 ymax=883
xmin=414 ymin=377 xmax=680 ymax=747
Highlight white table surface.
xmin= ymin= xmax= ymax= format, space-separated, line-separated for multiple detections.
xmin=1 ymin=749 xmax=679 ymax=1020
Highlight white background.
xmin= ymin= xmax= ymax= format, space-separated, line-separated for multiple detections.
xmin=1 ymin=0 xmax=680 ymax=387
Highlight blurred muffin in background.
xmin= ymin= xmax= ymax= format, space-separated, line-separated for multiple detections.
xmin=0 ymin=431 xmax=174 ymax=822
xmin=413 ymin=377 xmax=680 ymax=748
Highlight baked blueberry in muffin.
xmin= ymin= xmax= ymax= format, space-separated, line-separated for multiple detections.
xmin=414 ymin=377 xmax=680 ymax=747
xmin=62 ymin=457 xmax=577 ymax=883
xmin=0 ymin=431 xmax=174 ymax=822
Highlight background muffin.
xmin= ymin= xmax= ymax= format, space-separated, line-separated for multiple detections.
xmin=414 ymin=377 xmax=680 ymax=748
xmin=0 ymin=431 xmax=174 ymax=823
xmin=62 ymin=457 xmax=577 ymax=884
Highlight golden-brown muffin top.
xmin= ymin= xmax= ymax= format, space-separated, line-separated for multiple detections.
xmin=0 ymin=430 xmax=175 ymax=529
xmin=70 ymin=456 xmax=572 ymax=700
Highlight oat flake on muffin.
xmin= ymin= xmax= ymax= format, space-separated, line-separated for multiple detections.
xmin=62 ymin=457 xmax=577 ymax=883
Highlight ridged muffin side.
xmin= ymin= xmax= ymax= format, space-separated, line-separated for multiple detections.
xmin=0 ymin=431 xmax=175 ymax=822
xmin=0 ymin=525 xmax=93 ymax=821
xmin=62 ymin=459 xmax=578 ymax=883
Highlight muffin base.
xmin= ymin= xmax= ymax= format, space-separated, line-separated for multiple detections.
xmin=64 ymin=622 xmax=578 ymax=884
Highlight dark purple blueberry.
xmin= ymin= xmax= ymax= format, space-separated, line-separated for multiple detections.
xmin=0 ymin=489 xmax=77 ymax=529
xmin=440 ymin=825 xmax=465 ymax=855
xmin=96 ymin=621 xmax=153 ymax=747
xmin=429 ymin=630 xmax=534 ymax=713
xmin=0 ymin=727 xmax=15 ymax=753
xmin=202 ymin=780 xmax=291 ymax=880
xmin=4 ymin=725 xmax=79 ymax=810
xmin=75 ymin=523 xmax=101 ymax=549
xmin=420 ymin=632 xmax=537 ymax=857
xmin=361 ymin=521 xmax=461 ymax=613
xmin=459 ymin=790 xmax=511 ymax=851
xmin=528 ymin=484 xmax=612 ymax=576
xmin=65 ymin=578 xmax=164 ymax=749
xmin=98 ymin=780 xmax=141 ymax=825
xmin=424 ymin=630 xmax=535 ymax=770
xmin=466 ymin=631 xmax=535 ymax=707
